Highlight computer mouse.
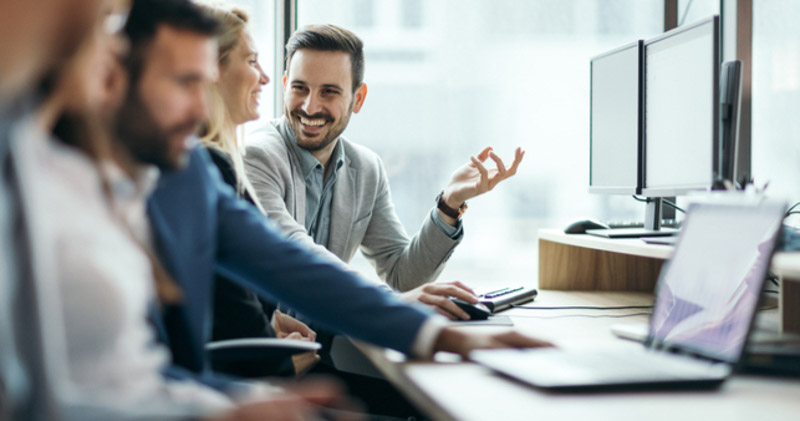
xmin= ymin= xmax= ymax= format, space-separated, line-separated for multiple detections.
xmin=563 ymin=218 xmax=610 ymax=234
xmin=450 ymin=297 xmax=491 ymax=320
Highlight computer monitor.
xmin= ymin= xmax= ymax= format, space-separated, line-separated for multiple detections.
xmin=718 ymin=60 xmax=743 ymax=189
xmin=589 ymin=41 xmax=642 ymax=195
xmin=641 ymin=15 xmax=720 ymax=229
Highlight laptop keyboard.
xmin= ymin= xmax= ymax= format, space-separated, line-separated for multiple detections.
xmin=549 ymin=348 xmax=729 ymax=381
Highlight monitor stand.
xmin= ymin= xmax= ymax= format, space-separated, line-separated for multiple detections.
xmin=586 ymin=198 xmax=679 ymax=239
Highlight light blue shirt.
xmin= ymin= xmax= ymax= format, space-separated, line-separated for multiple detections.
xmin=279 ymin=120 xmax=345 ymax=249
xmin=277 ymin=120 xmax=461 ymax=248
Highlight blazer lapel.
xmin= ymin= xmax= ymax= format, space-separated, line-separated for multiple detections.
xmin=328 ymin=159 xmax=357 ymax=258
xmin=146 ymin=199 xmax=181 ymax=284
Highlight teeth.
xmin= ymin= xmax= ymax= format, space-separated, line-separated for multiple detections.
xmin=300 ymin=116 xmax=325 ymax=127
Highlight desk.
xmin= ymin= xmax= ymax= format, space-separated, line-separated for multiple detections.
xmin=357 ymin=291 xmax=800 ymax=421
xmin=539 ymin=229 xmax=800 ymax=333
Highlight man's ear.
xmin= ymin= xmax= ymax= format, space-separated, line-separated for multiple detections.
xmin=352 ymin=83 xmax=367 ymax=114
xmin=282 ymin=72 xmax=287 ymax=88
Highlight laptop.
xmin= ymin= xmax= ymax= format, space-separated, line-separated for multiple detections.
xmin=471 ymin=201 xmax=786 ymax=391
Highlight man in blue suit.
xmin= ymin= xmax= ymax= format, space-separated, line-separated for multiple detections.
xmin=113 ymin=0 xmax=550 ymax=399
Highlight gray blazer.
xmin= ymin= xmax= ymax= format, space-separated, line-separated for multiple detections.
xmin=243 ymin=118 xmax=461 ymax=292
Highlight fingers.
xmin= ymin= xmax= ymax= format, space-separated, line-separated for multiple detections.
xmin=492 ymin=331 xmax=554 ymax=348
xmin=292 ymin=321 xmax=316 ymax=340
xmin=449 ymin=280 xmax=477 ymax=298
xmin=476 ymin=146 xmax=492 ymax=162
xmin=507 ymin=147 xmax=525 ymax=176
xmin=433 ymin=306 xmax=459 ymax=320
xmin=292 ymin=351 xmax=321 ymax=377
xmin=487 ymin=151 xmax=507 ymax=189
xmin=470 ymin=156 xmax=490 ymax=191
xmin=286 ymin=331 xmax=304 ymax=340
xmin=487 ymin=148 xmax=525 ymax=189
xmin=426 ymin=283 xmax=478 ymax=304
xmin=275 ymin=311 xmax=317 ymax=340
xmin=419 ymin=293 xmax=470 ymax=320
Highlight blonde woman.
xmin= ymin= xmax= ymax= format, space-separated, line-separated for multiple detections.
xmin=198 ymin=5 xmax=321 ymax=378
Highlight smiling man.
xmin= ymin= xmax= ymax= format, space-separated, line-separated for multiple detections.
xmin=244 ymin=25 xmax=526 ymax=320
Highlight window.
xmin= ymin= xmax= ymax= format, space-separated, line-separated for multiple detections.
xmin=752 ymin=0 xmax=800 ymax=213
xmin=297 ymin=0 xmax=663 ymax=283
xmin=677 ymin=0 xmax=719 ymax=27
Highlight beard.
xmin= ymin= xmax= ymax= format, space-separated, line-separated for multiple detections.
xmin=285 ymin=103 xmax=354 ymax=152
xmin=114 ymin=87 xmax=200 ymax=171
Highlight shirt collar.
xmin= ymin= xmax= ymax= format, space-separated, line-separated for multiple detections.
xmin=277 ymin=117 xmax=346 ymax=180
xmin=102 ymin=161 xmax=160 ymax=206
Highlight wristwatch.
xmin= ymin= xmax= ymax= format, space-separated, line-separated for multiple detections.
xmin=436 ymin=190 xmax=467 ymax=219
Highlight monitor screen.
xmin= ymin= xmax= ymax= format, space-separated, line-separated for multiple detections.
xmin=648 ymin=201 xmax=784 ymax=363
xmin=642 ymin=16 xmax=719 ymax=197
xmin=589 ymin=41 xmax=641 ymax=194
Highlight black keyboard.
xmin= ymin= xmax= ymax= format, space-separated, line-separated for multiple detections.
xmin=606 ymin=219 xmax=680 ymax=229
xmin=478 ymin=286 xmax=538 ymax=313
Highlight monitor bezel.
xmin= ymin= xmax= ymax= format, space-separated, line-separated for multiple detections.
xmin=641 ymin=15 xmax=720 ymax=198
xmin=588 ymin=40 xmax=643 ymax=195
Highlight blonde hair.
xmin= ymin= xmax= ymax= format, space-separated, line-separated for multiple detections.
xmin=197 ymin=4 xmax=264 ymax=213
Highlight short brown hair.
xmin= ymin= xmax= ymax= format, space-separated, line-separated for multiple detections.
xmin=285 ymin=24 xmax=364 ymax=92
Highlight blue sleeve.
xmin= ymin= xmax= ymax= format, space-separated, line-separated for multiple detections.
xmin=197 ymin=151 xmax=433 ymax=355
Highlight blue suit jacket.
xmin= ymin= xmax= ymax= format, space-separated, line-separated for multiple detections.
xmin=147 ymin=147 xmax=432 ymax=376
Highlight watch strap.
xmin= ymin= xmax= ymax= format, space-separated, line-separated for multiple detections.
xmin=436 ymin=191 xmax=467 ymax=219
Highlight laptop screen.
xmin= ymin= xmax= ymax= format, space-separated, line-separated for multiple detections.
xmin=648 ymin=202 xmax=784 ymax=363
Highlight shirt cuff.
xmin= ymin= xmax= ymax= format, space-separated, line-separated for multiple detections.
xmin=410 ymin=314 xmax=449 ymax=359
xmin=430 ymin=207 xmax=463 ymax=239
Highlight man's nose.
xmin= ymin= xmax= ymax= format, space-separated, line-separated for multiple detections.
xmin=301 ymin=91 xmax=322 ymax=115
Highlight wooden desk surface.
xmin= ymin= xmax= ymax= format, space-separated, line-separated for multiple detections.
xmin=358 ymin=291 xmax=800 ymax=421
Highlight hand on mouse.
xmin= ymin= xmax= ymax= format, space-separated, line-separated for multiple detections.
xmin=401 ymin=281 xmax=479 ymax=320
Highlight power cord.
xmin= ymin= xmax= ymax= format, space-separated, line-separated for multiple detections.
xmin=786 ymin=201 xmax=800 ymax=216
xmin=631 ymin=195 xmax=686 ymax=214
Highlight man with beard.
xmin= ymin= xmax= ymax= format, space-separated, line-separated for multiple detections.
xmin=243 ymin=25 xmax=525 ymax=320
xmin=111 ymin=0 xmax=550 ymax=405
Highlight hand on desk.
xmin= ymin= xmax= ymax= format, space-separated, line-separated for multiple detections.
xmin=433 ymin=328 xmax=554 ymax=360
xmin=401 ymin=281 xmax=479 ymax=320
xmin=272 ymin=310 xmax=321 ymax=377
xmin=210 ymin=377 xmax=363 ymax=421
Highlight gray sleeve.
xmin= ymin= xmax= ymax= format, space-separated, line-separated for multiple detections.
xmin=358 ymin=157 xmax=462 ymax=292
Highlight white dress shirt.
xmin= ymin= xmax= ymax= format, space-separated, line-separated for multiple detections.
xmin=29 ymin=133 xmax=234 ymax=415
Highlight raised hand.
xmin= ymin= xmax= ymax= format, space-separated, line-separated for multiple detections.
xmin=441 ymin=146 xmax=525 ymax=212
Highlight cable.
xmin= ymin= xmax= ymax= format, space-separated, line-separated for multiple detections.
xmin=662 ymin=199 xmax=686 ymax=214
xmin=631 ymin=195 xmax=686 ymax=215
xmin=510 ymin=312 xmax=652 ymax=320
xmin=786 ymin=201 xmax=800 ymax=215
xmin=512 ymin=305 xmax=653 ymax=310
